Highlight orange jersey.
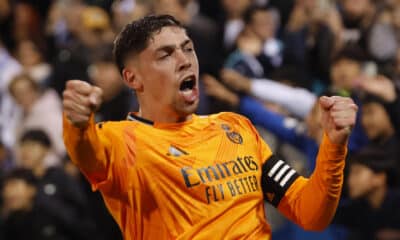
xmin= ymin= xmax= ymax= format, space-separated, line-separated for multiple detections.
xmin=63 ymin=112 xmax=347 ymax=239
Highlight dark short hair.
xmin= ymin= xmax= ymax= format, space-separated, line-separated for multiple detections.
xmin=8 ymin=73 xmax=40 ymax=97
xmin=360 ymin=93 xmax=386 ymax=106
xmin=3 ymin=168 xmax=38 ymax=187
xmin=331 ymin=45 xmax=368 ymax=65
xmin=20 ymin=129 xmax=51 ymax=148
xmin=243 ymin=5 xmax=269 ymax=25
xmin=113 ymin=14 xmax=184 ymax=73
xmin=350 ymin=146 xmax=398 ymax=187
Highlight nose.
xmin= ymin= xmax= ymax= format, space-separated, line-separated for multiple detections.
xmin=176 ymin=49 xmax=191 ymax=72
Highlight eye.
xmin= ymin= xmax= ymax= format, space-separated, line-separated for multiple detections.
xmin=159 ymin=52 xmax=172 ymax=59
xmin=184 ymin=46 xmax=194 ymax=52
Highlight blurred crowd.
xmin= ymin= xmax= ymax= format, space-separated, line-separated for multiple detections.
xmin=0 ymin=0 xmax=399 ymax=239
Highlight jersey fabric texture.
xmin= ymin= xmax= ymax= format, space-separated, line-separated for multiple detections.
xmin=63 ymin=112 xmax=347 ymax=240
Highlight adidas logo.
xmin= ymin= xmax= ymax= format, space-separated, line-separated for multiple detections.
xmin=167 ymin=145 xmax=188 ymax=157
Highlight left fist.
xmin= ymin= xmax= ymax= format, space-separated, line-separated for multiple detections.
xmin=319 ymin=96 xmax=358 ymax=145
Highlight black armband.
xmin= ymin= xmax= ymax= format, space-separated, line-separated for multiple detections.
xmin=261 ymin=155 xmax=299 ymax=207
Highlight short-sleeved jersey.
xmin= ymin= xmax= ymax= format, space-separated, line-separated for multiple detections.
xmin=64 ymin=112 xmax=293 ymax=239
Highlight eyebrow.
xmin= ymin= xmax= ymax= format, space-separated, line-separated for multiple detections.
xmin=155 ymin=39 xmax=193 ymax=53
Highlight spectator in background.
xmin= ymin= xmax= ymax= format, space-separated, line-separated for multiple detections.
xmin=2 ymin=168 xmax=38 ymax=240
xmin=244 ymin=5 xmax=283 ymax=76
xmin=224 ymin=30 xmax=265 ymax=78
xmin=12 ymin=129 xmax=96 ymax=240
xmin=329 ymin=46 xmax=367 ymax=94
xmin=359 ymin=94 xmax=399 ymax=167
xmin=11 ymin=2 xmax=46 ymax=52
xmin=15 ymin=39 xmax=52 ymax=85
xmin=0 ymin=42 xmax=21 ymax=152
xmin=334 ymin=147 xmax=400 ymax=240
xmin=224 ymin=5 xmax=282 ymax=79
xmin=219 ymin=0 xmax=253 ymax=52
xmin=367 ymin=3 xmax=398 ymax=64
xmin=339 ymin=0 xmax=378 ymax=52
xmin=359 ymin=75 xmax=400 ymax=139
xmin=45 ymin=0 xmax=83 ymax=53
xmin=284 ymin=0 xmax=343 ymax=89
xmin=8 ymin=73 xmax=64 ymax=166
xmin=50 ymin=5 xmax=114 ymax=95
xmin=88 ymin=48 xmax=137 ymax=121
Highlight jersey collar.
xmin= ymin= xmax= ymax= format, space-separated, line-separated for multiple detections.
xmin=127 ymin=112 xmax=154 ymax=125
xmin=127 ymin=112 xmax=198 ymax=128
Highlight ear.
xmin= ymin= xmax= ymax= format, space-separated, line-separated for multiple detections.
xmin=122 ymin=66 xmax=144 ymax=92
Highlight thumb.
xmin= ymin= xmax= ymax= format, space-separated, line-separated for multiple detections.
xmin=319 ymin=96 xmax=335 ymax=110
xmin=89 ymin=86 xmax=103 ymax=110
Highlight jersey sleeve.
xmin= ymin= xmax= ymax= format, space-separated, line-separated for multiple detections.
xmin=63 ymin=114 xmax=134 ymax=196
xmin=235 ymin=113 xmax=301 ymax=205
xmin=275 ymin=133 xmax=346 ymax=231
xmin=226 ymin=113 xmax=346 ymax=230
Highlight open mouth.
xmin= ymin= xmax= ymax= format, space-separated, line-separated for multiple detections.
xmin=179 ymin=75 xmax=196 ymax=91
xmin=179 ymin=75 xmax=198 ymax=103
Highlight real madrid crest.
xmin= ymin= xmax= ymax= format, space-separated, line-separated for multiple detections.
xmin=221 ymin=124 xmax=243 ymax=144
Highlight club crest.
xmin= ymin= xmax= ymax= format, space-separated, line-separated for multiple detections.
xmin=221 ymin=124 xmax=243 ymax=144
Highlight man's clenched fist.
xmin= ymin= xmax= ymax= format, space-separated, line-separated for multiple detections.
xmin=63 ymin=80 xmax=103 ymax=128
xmin=319 ymin=96 xmax=358 ymax=145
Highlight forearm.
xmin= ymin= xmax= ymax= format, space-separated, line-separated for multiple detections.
xmin=251 ymin=79 xmax=316 ymax=118
xmin=63 ymin=114 xmax=109 ymax=182
xmin=278 ymin=134 xmax=346 ymax=230
xmin=239 ymin=96 xmax=307 ymax=149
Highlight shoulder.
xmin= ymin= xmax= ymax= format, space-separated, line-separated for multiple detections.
xmin=95 ymin=119 xmax=136 ymax=132
xmin=211 ymin=111 xmax=251 ymax=122
xmin=92 ymin=120 xmax=140 ymax=142
xmin=207 ymin=112 xmax=254 ymax=130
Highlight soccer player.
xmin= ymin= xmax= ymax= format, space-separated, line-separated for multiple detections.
xmin=63 ymin=15 xmax=358 ymax=239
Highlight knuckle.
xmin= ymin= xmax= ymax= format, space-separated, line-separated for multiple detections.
xmin=62 ymin=90 xmax=72 ymax=99
xmin=333 ymin=119 xmax=341 ymax=126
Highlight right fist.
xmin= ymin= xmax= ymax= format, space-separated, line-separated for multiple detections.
xmin=63 ymin=80 xmax=103 ymax=128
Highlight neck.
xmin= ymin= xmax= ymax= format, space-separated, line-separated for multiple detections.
xmin=367 ymin=186 xmax=387 ymax=209
xmin=25 ymin=92 xmax=41 ymax=112
xmin=137 ymin=108 xmax=191 ymax=124
xmin=33 ymin=165 xmax=46 ymax=178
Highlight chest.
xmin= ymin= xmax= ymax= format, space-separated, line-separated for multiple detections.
xmin=127 ymin=123 xmax=264 ymax=206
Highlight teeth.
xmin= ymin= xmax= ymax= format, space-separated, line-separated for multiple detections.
xmin=182 ymin=89 xmax=192 ymax=94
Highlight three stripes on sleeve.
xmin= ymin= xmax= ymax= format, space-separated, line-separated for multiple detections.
xmin=261 ymin=155 xmax=300 ymax=207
